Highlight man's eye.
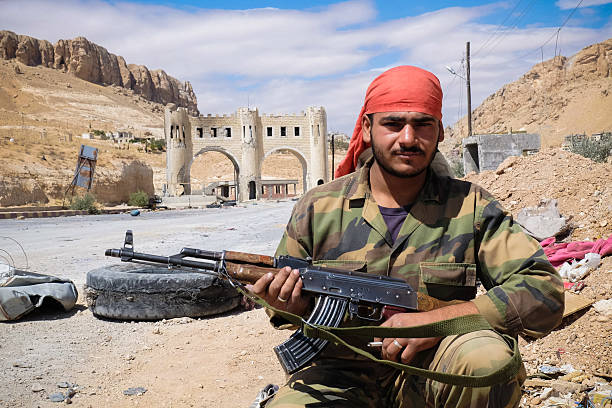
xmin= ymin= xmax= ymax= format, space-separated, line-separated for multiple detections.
xmin=384 ymin=123 xmax=404 ymax=130
xmin=415 ymin=122 xmax=433 ymax=127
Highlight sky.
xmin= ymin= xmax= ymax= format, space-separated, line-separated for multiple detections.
xmin=1 ymin=0 xmax=611 ymax=135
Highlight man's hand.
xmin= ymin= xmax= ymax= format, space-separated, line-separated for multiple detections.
xmin=375 ymin=312 xmax=442 ymax=364
xmin=248 ymin=266 xmax=310 ymax=316
xmin=375 ymin=301 xmax=480 ymax=364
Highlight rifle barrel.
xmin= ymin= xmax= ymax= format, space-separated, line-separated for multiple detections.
xmin=105 ymin=248 xmax=219 ymax=272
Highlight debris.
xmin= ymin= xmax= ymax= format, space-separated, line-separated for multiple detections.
xmin=130 ymin=209 xmax=140 ymax=216
xmin=561 ymin=292 xmax=593 ymax=319
xmin=57 ymin=382 xmax=74 ymax=389
xmin=539 ymin=365 xmax=564 ymax=376
xmin=558 ymin=253 xmax=601 ymax=282
xmin=563 ymin=281 xmax=585 ymax=292
xmin=31 ymin=384 xmax=44 ymax=392
xmin=48 ymin=392 xmax=65 ymax=402
xmin=516 ymin=199 xmax=568 ymax=241
xmin=593 ymin=299 xmax=612 ymax=316
xmin=542 ymin=235 xmax=612 ymax=267
xmin=123 ymin=387 xmax=147 ymax=396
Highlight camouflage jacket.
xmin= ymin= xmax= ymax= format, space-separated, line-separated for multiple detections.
xmin=275 ymin=157 xmax=564 ymax=341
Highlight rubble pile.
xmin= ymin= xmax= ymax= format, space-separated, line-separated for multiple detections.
xmin=465 ymin=149 xmax=612 ymax=407
xmin=464 ymin=148 xmax=611 ymax=240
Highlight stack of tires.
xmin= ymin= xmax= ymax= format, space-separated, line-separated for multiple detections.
xmin=85 ymin=264 xmax=241 ymax=320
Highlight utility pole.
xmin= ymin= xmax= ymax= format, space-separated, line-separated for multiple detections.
xmin=466 ymin=41 xmax=472 ymax=137
xmin=330 ymin=133 xmax=335 ymax=180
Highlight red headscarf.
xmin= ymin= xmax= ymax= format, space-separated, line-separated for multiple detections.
xmin=334 ymin=66 xmax=443 ymax=178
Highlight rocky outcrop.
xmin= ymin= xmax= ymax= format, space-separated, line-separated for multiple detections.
xmin=0 ymin=178 xmax=49 ymax=207
xmin=446 ymin=37 xmax=612 ymax=142
xmin=92 ymin=161 xmax=155 ymax=204
xmin=0 ymin=160 xmax=154 ymax=206
xmin=0 ymin=30 xmax=198 ymax=115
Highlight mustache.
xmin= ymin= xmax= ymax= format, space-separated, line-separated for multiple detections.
xmin=392 ymin=146 xmax=423 ymax=154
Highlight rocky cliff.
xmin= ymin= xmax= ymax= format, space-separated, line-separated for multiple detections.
xmin=447 ymin=37 xmax=612 ymax=145
xmin=0 ymin=30 xmax=198 ymax=115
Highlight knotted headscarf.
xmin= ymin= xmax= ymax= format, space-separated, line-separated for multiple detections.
xmin=334 ymin=66 xmax=443 ymax=178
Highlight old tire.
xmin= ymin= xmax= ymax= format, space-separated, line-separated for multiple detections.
xmin=85 ymin=263 xmax=240 ymax=320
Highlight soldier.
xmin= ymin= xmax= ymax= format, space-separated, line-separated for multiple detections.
xmin=250 ymin=65 xmax=564 ymax=407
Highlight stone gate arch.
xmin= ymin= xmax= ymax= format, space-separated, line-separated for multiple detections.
xmin=165 ymin=105 xmax=328 ymax=202
xmin=190 ymin=147 xmax=241 ymax=199
xmin=263 ymin=146 xmax=308 ymax=195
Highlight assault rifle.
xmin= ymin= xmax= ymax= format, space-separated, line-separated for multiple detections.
xmin=105 ymin=231 xmax=459 ymax=375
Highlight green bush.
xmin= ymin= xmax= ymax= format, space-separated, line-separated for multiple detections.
xmin=128 ymin=191 xmax=149 ymax=207
xmin=449 ymin=158 xmax=465 ymax=178
xmin=568 ymin=135 xmax=612 ymax=163
xmin=70 ymin=193 xmax=99 ymax=214
xmin=149 ymin=139 xmax=166 ymax=152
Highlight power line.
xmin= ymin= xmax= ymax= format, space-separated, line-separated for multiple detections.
xmin=474 ymin=0 xmax=537 ymax=61
xmin=473 ymin=0 xmax=525 ymax=57
xmin=512 ymin=0 xmax=585 ymax=62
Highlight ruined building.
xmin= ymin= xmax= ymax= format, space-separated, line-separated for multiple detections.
xmin=164 ymin=105 xmax=328 ymax=201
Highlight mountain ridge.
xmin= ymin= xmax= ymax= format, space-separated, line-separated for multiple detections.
xmin=0 ymin=30 xmax=198 ymax=115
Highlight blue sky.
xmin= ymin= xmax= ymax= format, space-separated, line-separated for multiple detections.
xmin=1 ymin=0 xmax=611 ymax=134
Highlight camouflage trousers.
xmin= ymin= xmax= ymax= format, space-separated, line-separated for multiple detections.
xmin=266 ymin=330 xmax=526 ymax=408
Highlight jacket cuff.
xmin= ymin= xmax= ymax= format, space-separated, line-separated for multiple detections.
xmin=471 ymin=291 xmax=522 ymax=336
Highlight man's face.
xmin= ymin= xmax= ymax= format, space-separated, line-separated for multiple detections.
xmin=362 ymin=111 xmax=444 ymax=178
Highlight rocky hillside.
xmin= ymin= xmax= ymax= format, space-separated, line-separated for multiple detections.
xmin=0 ymin=30 xmax=198 ymax=115
xmin=447 ymin=37 xmax=612 ymax=146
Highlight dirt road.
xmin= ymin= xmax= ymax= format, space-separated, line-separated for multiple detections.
xmin=0 ymin=201 xmax=295 ymax=407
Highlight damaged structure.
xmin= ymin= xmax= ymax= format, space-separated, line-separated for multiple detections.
xmin=463 ymin=133 xmax=540 ymax=173
xmin=164 ymin=105 xmax=328 ymax=201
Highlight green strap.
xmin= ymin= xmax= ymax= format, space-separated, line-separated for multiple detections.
xmin=236 ymin=287 xmax=522 ymax=387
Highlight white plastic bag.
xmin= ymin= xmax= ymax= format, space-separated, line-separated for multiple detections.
xmin=557 ymin=252 xmax=601 ymax=282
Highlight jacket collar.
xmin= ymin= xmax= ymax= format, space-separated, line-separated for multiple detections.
xmin=345 ymin=155 xmax=442 ymax=205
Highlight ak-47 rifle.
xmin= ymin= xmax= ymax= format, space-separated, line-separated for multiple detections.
xmin=105 ymin=230 xmax=456 ymax=373
xmin=106 ymin=230 xmax=521 ymax=387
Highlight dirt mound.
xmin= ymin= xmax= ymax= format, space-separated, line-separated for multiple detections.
xmin=464 ymin=148 xmax=611 ymax=241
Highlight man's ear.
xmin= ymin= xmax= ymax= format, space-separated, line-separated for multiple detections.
xmin=438 ymin=121 xmax=445 ymax=143
xmin=362 ymin=114 xmax=372 ymax=143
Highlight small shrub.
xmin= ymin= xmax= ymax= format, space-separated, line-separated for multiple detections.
xmin=149 ymin=139 xmax=166 ymax=152
xmin=449 ymin=158 xmax=465 ymax=178
xmin=70 ymin=193 xmax=99 ymax=214
xmin=128 ymin=191 xmax=149 ymax=207
xmin=568 ymin=136 xmax=612 ymax=163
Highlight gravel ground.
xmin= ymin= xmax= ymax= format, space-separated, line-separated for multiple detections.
xmin=0 ymin=201 xmax=294 ymax=407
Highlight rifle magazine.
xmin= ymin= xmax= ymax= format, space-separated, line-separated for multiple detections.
xmin=273 ymin=296 xmax=348 ymax=374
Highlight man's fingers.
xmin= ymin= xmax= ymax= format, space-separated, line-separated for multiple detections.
xmin=267 ymin=266 xmax=291 ymax=299
xmin=277 ymin=269 xmax=299 ymax=302
xmin=381 ymin=338 xmax=404 ymax=361
xmin=250 ymin=272 xmax=274 ymax=296
xmin=400 ymin=346 xmax=417 ymax=365
xmin=290 ymin=272 xmax=303 ymax=301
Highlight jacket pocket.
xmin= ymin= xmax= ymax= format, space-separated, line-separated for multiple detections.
xmin=419 ymin=262 xmax=477 ymax=301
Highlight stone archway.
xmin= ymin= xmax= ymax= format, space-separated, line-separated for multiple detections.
xmin=190 ymin=147 xmax=241 ymax=200
xmin=263 ymin=146 xmax=308 ymax=194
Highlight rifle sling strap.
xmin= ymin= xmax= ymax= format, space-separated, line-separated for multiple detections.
xmin=236 ymin=287 xmax=522 ymax=387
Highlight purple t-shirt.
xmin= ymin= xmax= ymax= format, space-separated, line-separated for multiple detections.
xmin=378 ymin=205 xmax=412 ymax=244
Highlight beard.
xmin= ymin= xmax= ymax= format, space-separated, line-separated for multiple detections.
xmin=371 ymin=133 xmax=439 ymax=179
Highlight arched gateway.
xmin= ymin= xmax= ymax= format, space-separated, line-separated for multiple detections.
xmin=164 ymin=105 xmax=328 ymax=201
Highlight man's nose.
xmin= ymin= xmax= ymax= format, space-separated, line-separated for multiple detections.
xmin=398 ymin=124 xmax=417 ymax=144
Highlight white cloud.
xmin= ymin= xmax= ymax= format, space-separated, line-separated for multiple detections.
xmin=0 ymin=0 xmax=610 ymax=134
xmin=556 ymin=0 xmax=612 ymax=10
